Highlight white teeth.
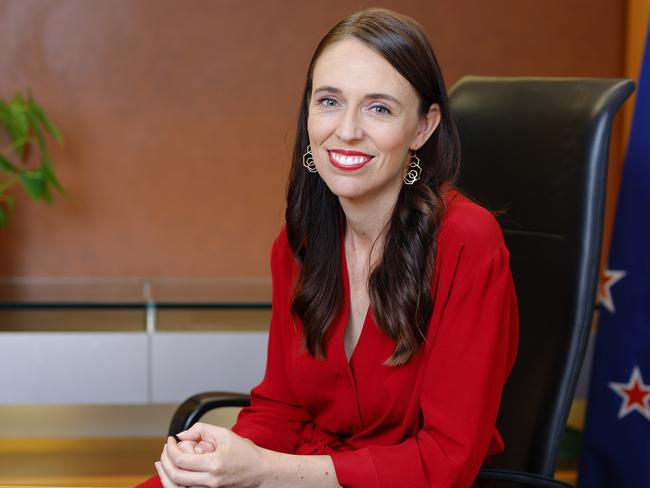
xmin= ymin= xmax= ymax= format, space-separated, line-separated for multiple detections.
xmin=330 ymin=152 xmax=371 ymax=166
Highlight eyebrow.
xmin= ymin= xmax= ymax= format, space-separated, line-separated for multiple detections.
xmin=312 ymin=86 xmax=403 ymax=108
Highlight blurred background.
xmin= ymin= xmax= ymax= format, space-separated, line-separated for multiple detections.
xmin=0 ymin=0 xmax=647 ymax=485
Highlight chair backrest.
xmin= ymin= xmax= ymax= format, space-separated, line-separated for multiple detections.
xmin=448 ymin=76 xmax=634 ymax=477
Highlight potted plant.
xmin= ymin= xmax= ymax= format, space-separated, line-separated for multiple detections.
xmin=0 ymin=91 xmax=64 ymax=226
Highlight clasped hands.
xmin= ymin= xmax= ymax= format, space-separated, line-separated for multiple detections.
xmin=155 ymin=422 xmax=265 ymax=488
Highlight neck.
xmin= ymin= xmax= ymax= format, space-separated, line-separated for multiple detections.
xmin=339 ymin=180 xmax=402 ymax=262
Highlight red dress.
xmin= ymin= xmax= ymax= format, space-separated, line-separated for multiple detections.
xmin=140 ymin=190 xmax=519 ymax=488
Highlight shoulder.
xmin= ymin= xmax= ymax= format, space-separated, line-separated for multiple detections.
xmin=270 ymin=226 xmax=296 ymax=275
xmin=438 ymin=189 xmax=507 ymax=260
xmin=432 ymin=191 xmax=514 ymax=309
xmin=436 ymin=191 xmax=509 ymax=269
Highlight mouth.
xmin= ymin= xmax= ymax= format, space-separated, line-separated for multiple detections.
xmin=328 ymin=149 xmax=374 ymax=171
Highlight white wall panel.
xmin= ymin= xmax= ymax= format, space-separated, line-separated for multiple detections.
xmin=152 ymin=332 xmax=268 ymax=402
xmin=0 ymin=332 xmax=148 ymax=404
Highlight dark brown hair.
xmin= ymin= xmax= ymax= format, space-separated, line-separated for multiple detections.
xmin=286 ymin=8 xmax=460 ymax=365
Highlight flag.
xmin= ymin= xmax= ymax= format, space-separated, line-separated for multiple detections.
xmin=578 ymin=20 xmax=650 ymax=488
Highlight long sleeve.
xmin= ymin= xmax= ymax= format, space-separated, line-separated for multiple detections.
xmin=231 ymin=233 xmax=314 ymax=454
xmin=135 ymin=233 xmax=311 ymax=488
xmin=330 ymin=214 xmax=519 ymax=487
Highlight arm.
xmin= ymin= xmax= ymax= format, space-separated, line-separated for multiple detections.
xmin=331 ymin=224 xmax=519 ymax=487
xmin=230 ymin=233 xmax=314 ymax=454
xmin=156 ymin=232 xmax=339 ymax=488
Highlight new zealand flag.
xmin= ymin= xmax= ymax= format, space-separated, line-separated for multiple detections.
xmin=578 ymin=21 xmax=650 ymax=488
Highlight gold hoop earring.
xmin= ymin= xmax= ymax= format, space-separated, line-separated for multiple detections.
xmin=403 ymin=152 xmax=421 ymax=185
xmin=302 ymin=145 xmax=317 ymax=173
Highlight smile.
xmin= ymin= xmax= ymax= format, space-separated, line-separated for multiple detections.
xmin=328 ymin=150 xmax=374 ymax=171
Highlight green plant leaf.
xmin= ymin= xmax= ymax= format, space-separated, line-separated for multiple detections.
xmin=19 ymin=171 xmax=51 ymax=202
xmin=26 ymin=112 xmax=47 ymax=153
xmin=2 ymin=91 xmax=63 ymax=208
xmin=26 ymin=116 xmax=60 ymax=192
xmin=4 ymin=122 xmax=30 ymax=159
xmin=2 ymin=135 xmax=31 ymax=158
xmin=8 ymin=97 xmax=30 ymax=159
xmin=41 ymin=162 xmax=66 ymax=195
xmin=30 ymin=118 xmax=65 ymax=195
xmin=28 ymin=98 xmax=63 ymax=144
xmin=0 ymin=104 xmax=13 ymax=126
xmin=0 ymin=154 xmax=20 ymax=173
xmin=42 ymin=180 xmax=52 ymax=202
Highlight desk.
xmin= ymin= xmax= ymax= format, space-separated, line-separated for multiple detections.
xmin=0 ymin=437 xmax=163 ymax=487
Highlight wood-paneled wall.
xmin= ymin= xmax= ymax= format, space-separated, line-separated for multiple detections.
xmin=0 ymin=0 xmax=625 ymax=279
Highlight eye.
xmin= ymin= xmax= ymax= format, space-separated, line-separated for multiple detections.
xmin=317 ymin=97 xmax=339 ymax=108
xmin=370 ymin=104 xmax=392 ymax=115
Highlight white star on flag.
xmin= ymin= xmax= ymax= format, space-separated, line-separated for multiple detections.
xmin=598 ymin=269 xmax=626 ymax=313
xmin=608 ymin=366 xmax=650 ymax=421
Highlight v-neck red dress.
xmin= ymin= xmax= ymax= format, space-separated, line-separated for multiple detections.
xmin=231 ymin=190 xmax=519 ymax=487
xmin=138 ymin=190 xmax=518 ymax=488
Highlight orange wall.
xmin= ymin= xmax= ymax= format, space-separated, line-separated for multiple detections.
xmin=0 ymin=0 xmax=625 ymax=278
xmin=600 ymin=0 xmax=649 ymax=272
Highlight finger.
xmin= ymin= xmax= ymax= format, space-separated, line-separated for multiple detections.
xmin=185 ymin=422 xmax=227 ymax=444
xmin=176 ymin=430 xmax=202 ymax=442
xmin=177 ymin=440 xmax=197 ymax=454
xmin=161 ymin=446 xmax=213 ymax=487
xmin=194 ymin=440 xmax=216 ymax=454
xmin=155 ymin=460 xmax=182 ymax=488
xmin=166 ymin=437 xmax=216 ymax=472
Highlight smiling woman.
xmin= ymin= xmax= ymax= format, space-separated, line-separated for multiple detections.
xmin=142 ymin=8 xmax=518 ymax=488
xmin=288 ymin=10 xmax=462 ymax=370
xmin=304 ymin=36 xmax=442 ymax=363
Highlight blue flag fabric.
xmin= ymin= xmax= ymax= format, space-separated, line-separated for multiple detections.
xmin=578 ymin=22 xmax=650 ymax=488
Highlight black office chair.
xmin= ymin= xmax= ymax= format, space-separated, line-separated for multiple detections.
xmin=168 ymin=77 xmax=635 ymax=487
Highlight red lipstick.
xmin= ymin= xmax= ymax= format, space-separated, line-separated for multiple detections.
xmin=328 ymin=149 xmax=374 ymax=171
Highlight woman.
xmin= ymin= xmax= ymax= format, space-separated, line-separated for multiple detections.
xmin=147 ymin=8 xmax=518 ymax=488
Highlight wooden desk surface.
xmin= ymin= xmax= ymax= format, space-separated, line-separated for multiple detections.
xmin=0 ymin=438 xmax=162 ymax=487
xmin=0 ymin=437 xmax=577 ymax=487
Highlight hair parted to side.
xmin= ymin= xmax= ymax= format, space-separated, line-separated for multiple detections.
xmin=286 ymin=8 xmax=461 ymax=366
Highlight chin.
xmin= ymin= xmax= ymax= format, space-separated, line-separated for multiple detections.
xmin=320 ymin=177 xmax=367 ymax=200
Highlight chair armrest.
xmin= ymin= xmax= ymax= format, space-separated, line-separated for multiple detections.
xmin=477 ymin=468 xmax=574 ymax=488
xmin=168 ymin=391 xmax=251 ymax=436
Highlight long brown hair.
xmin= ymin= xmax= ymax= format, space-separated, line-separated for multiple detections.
xmin=286 ymin=8 xmax=460 ymax=366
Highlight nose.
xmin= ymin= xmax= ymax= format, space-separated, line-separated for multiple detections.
xmin=335 ymin=107 xmax=364 ymax=142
